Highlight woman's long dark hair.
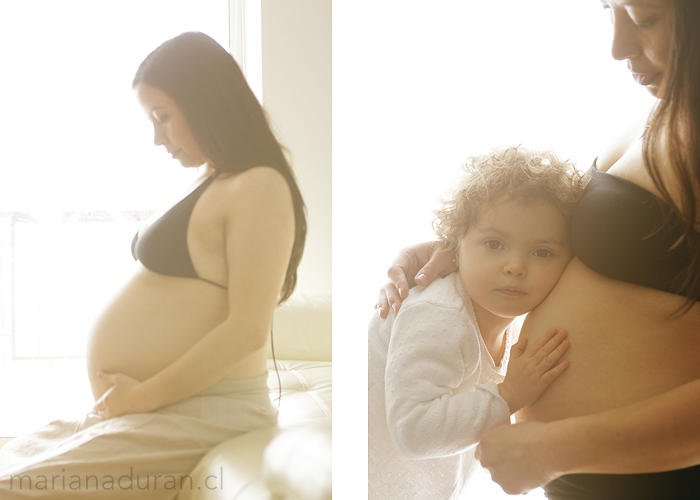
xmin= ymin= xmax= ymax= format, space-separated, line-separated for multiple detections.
xmin=133 ymin=32 xmax=306 ymax=304
xmin=643 ymin=0 xmax=700 ymax=308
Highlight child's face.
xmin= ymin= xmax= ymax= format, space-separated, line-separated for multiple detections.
xmin=456 ymin=195 xmax=573 ymax=321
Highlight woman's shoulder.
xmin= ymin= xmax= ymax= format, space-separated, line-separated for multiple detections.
xmin=190 ymin=166 xmax=294 ymax=231
xmin=215 ymin=165 xmax=290 ymax=193
xmin=207 ymin=166 xmax=293 ymax=209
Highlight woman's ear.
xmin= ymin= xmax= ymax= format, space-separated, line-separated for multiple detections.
xmin=453 ymin=244 xmax=460 ymax=269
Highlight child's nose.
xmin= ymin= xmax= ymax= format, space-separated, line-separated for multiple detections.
xmin=503 ymin=258 xmax=526 ymax=277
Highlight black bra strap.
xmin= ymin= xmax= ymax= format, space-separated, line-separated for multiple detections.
xmin=197 ymin=277 xmax=228 ymax=290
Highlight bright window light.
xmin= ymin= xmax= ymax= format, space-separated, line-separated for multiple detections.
xmin=0 ymin=0 xmax=228 ymax=437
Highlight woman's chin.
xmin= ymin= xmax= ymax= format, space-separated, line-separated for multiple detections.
xmin=177 ymin=160 xmax=197 ymax=168
xmin=645 ymin=80 xmax=666 ymax=99
xmin=178 ymin=159 xmax=208 ymax=169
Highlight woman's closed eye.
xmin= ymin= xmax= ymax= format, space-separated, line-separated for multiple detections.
xmin=631 ymin=17 xmax=658 ymax=30
xmin=151 ymin=112 xmax=169 ymax=124
xmin=599 ymin=3 xmax=658 ymax=31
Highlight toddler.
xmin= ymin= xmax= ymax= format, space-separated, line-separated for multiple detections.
xmin=368 ymin=146 xmax=586 ymax=500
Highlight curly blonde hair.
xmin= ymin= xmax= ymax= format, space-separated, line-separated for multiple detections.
xmin=433 ymin=145 xmax=587 ymax=252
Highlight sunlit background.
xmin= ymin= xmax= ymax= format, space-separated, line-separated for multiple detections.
xmin=0 ymin=0 xmax=230 ymax=435
xmin=332 ymin=1 xmax=655 ymax=498
xmin=0 ymin=0 xmax=333 ymax=446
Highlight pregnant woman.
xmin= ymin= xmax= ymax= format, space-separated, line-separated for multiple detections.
xmin=0 ymin=32 xmax=306 ymax=499
xmin=378 ymin=1 xmax=700 ymax=498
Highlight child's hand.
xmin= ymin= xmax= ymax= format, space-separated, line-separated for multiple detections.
xmin=498 ymin=328 xmax=569 ymax=414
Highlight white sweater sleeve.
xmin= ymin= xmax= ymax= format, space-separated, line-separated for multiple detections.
xmin=385 ymin=300 xmax=510 ymax=459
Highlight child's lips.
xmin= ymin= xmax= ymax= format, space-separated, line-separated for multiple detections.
xmin=496 ymin=286 xmax=527 ymax=296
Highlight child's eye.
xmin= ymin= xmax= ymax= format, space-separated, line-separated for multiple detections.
xmin=485 ymin=240 xmax=503 ymax=250
xmin=533 ymin=248 xmax=554 ymax=258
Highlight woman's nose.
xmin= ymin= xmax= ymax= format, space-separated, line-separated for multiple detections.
xmin=610 ymin=12 xmax=641 ymax=61
xmin=153 ymin=124 xmax=167 ymax=147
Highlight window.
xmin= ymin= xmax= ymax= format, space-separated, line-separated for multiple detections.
xmin=0 ymin=0 xmax=229 ymax=437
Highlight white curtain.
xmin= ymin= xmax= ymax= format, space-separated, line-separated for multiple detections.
xmin=229 ymin=0 xmax=263 ymax=103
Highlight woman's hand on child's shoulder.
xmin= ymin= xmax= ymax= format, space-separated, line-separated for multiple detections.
xmin=498 ymin=328 xmax=570 ymax=414
xmin=376 ymin=241 xmax=457 ymax=318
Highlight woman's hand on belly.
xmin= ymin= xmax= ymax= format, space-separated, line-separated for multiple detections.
xmin=476 ymin=420 xmax=572 ymax=495
xmin=92 ymin=371 xmax=153 ymax=419
xmin=478 ymin=377 xmax=700 ymax=490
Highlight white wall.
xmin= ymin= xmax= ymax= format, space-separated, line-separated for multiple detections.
xmin=259 ymin=0 xmax=332 ymax=296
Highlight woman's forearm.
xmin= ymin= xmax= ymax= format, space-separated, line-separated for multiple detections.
xmin=550 ymin=377 xmax=700 ymax=475
xmin=137 ymin=316 xmax=269 ymax=411
xmin=93 ymin=314 xmax=269 ymax=419
xmin=478 ymin=378 xmax=700 ymax=495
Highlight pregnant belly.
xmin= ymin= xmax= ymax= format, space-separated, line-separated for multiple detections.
xmin=85 ymin=267 xmax=231 ymax=400
xmin=516 ymin=258 xmax=700 ymax=423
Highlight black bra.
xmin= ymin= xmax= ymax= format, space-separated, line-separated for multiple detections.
xmin=544 ymin=463 xmax=700 ymax=500
xmin=571 ymin=161 xmax=697 ymax=298
xmin=131 ymin=173 xmax=227 ymax=290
